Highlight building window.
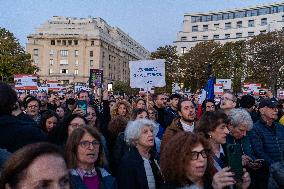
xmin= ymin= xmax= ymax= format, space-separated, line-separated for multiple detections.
xmin=60 ymin=59 xmax=68 ymax=65
xmin=248 ymin=32 xmax=254 ymax=37
xmin=225 ymin=22 xmax=231 ymax=29
xmin=203 ymin=25 xmax=208 ymax=31
xmin=33 ymin=49 xmax=39 ymax=56
xmin=90 ymin=60 xmax=94 ymax=67
xmin=51 ymin=40 xmax=55 ymax=45
xmin=74 ymin=40 xmax=78 ymax=45
xmin=272 ymin=6 xmax=278 ymax=13
xmin=236 ymin=21 xmax=242 ymax=28
xmin=49 ymin=59 xmax=54 ymax=65
xmin=225 ymin=34 xmax=230 ymax=39
xmin=279 ymin=6 xmax=284 ymax=12
xmin=57 ymin=40 xmax=61 ymax=45
xmin=261 ymin=18 xmax=267 ymax=26
xmin=192 ymin=26 xmax=198 ymax=32
xmin=248 ymin=20 xmax=254 ymax=27
xmin=213 ymin=35 xmax=219 ymax=39
xmin=214 ymin=23 xmax=220 ymax=29
xmin=90 ymin=51 xmax=93 ymax=57
xmin=282 ymin=15 xmax=284 ymax=21
xmin=236 ymin=33 xmax=242 ymax=38
xmin=191 ymin=16 xmax=201 ymax=23
xmin=223 ymin=13 xmax=229 ymax=20
xmin=75 ymin=60 xmax=79 ymax=66
xmin=49 ymin=69 xmax=53 ymax=74
xmin=49 ymin=50 xmax=54 ymax=56
xmin=74 ymin=69 xmax=78 ymax=75
xmin=203 ymin=36 xmax=208 ymax=40
xmin=235 ymin=11 xmax=246 ymax=18
xmin=258 ymin=8 xmax=270 ymax=15
xmin=181 ymin=36 xmax=187 ymax=41
xmin=212 ymin=14 xmax=222 ymax=21
xmin=60 ymin=69 xmax=68 ymax=74
xmin=91 ymin=41 xmax=94 ymax=46
xmin=246 ymin=10 xmax=258 ymax=17
xmin=62 ymin=40 xmax=66 ymax=46
xmin=75 ymin=50 xmax=79 ymax=57
xmin=60 ymin=50 xmax=68 ymax=57
xmin=34 ymin=59 xmax=39 ymax=64
xmin=68 ymin=40 xmax=72 ymax=45
xmin=181 ymin=47 xmax=186 ymax=54
xmin=192 ymin=36 xmax=197 ymax=41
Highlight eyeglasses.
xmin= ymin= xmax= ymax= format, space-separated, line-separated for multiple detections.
xmin=69 ymin=124 xmax=86 ymax=129
xmin=221 ymin=97 xmax=234 ymax=102
xmin=79 ymin=140 xmax=100 ymax=148
xmin=191 ymin=149 xmax=211 ymax=160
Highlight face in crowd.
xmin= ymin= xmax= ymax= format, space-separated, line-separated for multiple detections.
xmin=179 ymin=100 xmax=196 ymax=124
xmin=208 ymin=120 xmax=230 ymax=144
xmin=85 ymin=107 xmax=97 ymax=126
xmin=205 ymin=101 xmax=215 ymax=112
xmin=136 ymin=99 xmax=146 ymax=109
xmin=26 ymin=100 xmax=40 ymax=118
xmin=220 ymin=93 xmax=236 ymax=111
xmin=228 ymin=124 xmax=249 ymax=140
xmin=259 ymin=106 xmax=278 ymax=122
xmin=78 ymin=91 xmax=90 ymax=103
xmin=68 ymin=117 xmax=87 ymax=136
xmin=136 ymin=125 xmax=155 ymax=149
xmin=118 ymin=104 xmax=127 ymax=116
xmin=45 ymin=116 xmax=58 ymax=133
xmin=37 ymin=92 xmax=48 ymax=107
xmin=155 ymin=94 xmax=167 ymax=108
xmin=56 ymin=107 xmax=65 ymax=119
xmin=170 ymin=97 xmax=179 ymax=109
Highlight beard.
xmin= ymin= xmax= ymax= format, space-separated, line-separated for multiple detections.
xmin=181 ymin=117 xmax=195 ymax=123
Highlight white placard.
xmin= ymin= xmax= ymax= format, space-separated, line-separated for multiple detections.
xmin=14 ymin=74 xmax=38 ymax=90
xmin=216 ymin=79 xmax=231 ymax=90
xmin=129 ymin=59 xmax=166 ymax=89
xmin=214 ymin=84 xmax=224 ymax=95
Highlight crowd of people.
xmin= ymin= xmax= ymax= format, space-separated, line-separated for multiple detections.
xmin=0 ymin=82 xmax=283 ymax=189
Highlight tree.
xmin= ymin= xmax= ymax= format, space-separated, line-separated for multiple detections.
xmin=0 ymin=27 xmax=38 ymax=82
xmin=181 ymin=41 xmax=221 ymax=92
xmin=150 ymin=45 xmax=180 ymax=93
xmin=212 ymin=41 xmax=245 ymax=93
xmin=112 ymin=80 xmax=139 ymax=95
xmin=245 ymin=31 xmax=284 ymax=94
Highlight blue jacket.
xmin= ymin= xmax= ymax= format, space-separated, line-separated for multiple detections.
xmin=69 ymin=167 xmax=117 ymax=189
xmin=249 ymin=118 xmax=284 ymax=166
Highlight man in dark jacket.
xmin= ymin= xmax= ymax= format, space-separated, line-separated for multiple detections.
xmin=249 ymin=98 xmax=284 ymax=189
xmin=0 ymin=83 xmax=47 ymax=153
xmin=153 ymin=93 xmax=167 ymax=129
xmin=164 ymin=93 xmax=181 ymax=128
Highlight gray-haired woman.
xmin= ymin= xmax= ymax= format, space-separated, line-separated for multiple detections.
xmin=227 ymin=108 xmax=260 ymax=167
xmin=117 ymin=119 xmax=163 ymax=189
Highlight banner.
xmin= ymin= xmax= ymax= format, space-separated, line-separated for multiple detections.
xmin=14 ymin=74 xmax=38 ymax=90
xmin=129 ymin=59 xmax=165 ymax=89
xmin=89 ymin=69 xmax=103 ymax=88
xmin=216 ymin=79 xmax=231 ymax=90
xmin=214 ymin=84 xmax=224 ymax=95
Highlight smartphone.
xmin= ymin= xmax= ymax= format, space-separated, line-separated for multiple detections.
xmin=226 ymin=144 xmax=243 ymax=182
xmin=76 ymin=100 xmax=87 ymax=116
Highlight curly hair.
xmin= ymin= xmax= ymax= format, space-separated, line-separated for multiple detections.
xmin=110 ymin=100 xmax=132 ymax=120
xmin=160 ymin=132 xmax=215 ymax=186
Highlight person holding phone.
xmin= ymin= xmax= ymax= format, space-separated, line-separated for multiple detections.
xmin=195 ymin=110 xmax=251 ymax=188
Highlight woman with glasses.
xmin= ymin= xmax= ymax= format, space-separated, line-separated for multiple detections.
xmin=160 ymin=132 xmax=247 ymax=189
xmin=195 ymin=111 xmax=251 ymax=189
xmin=66 ymin=126 xmax=116 ymax=189
xmin=117 ymin=119 xmax=163 ymax=189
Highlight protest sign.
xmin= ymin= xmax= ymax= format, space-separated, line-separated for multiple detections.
xmin=216 ymin=79 xmax=231 ymax=90
xmin=14 ymin=74 xmax=38 ymax=90
xmin=129 ymin=59 xmax=165 ymax=89
xmin=89 ymin=69 xmax=103 ymax=88
xmin=214 ymin=84 xmax=224 ymax=95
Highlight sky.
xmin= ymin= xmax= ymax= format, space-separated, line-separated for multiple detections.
xmin=0 ymin=0 xmax=280 ymax=52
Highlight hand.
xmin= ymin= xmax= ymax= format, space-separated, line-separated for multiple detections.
xmin=242 ymin=155 xmax=252 ymax=167
xmin=241 ymin=169 xmax=251 ymax=189
xmin=72 ymin=107 xmax=84 ymax=116
xmin=212 ymin=167 xmax=236 ymax=189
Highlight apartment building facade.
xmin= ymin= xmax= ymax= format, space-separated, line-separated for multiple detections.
xmin=174 ymin=2 xmax=284 ymax=54
xmin=27 ymin=16 xmax=150 ymax=84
